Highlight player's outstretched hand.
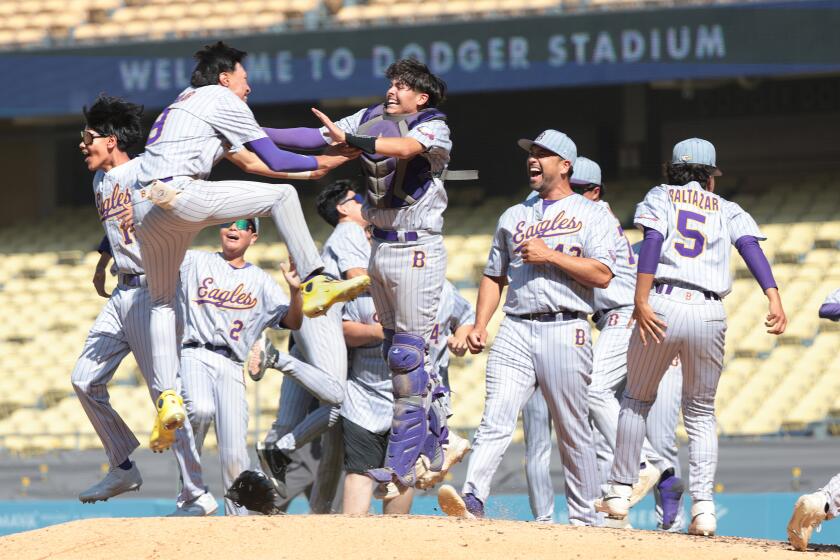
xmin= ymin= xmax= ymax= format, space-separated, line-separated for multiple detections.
xmin=324 ymin=143 xmax=361 ymax=159
xmin=466 ymin=327 xmax=488 ymax=354
xmin=311 ymin=108 xmax=346 ymax=144
xmin=447 ymin=334 xmax=469 ymax=357
xmin=280 ymin=260 xmax=301 ymax=291
xmin=630 ymin=301 xmax=666 ymax=346
xmin=519 ymin=238 xmax=553 ymax=265
xmin=765 ymin=289 xmax=787 ymax=335
xmin=93 ymin=267 xmax=110 ymax=298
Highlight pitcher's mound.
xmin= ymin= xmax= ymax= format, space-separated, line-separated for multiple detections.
xmin=1 ymin=515 xmax=836 ymax=559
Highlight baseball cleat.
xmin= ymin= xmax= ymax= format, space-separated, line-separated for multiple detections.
xmin=79 ymin=462 xmax=142 ymax=503
xmin=150 ymin=415 xmax=176 ymax=453
xmin=596 ymin=483 xmax=633 ymax=519
xmin=156 ymin=389 xmax=186 ymax=431
xmin=416 ymin=432 xmax=472 ymax=490
xmin=688 ymin=500 xmax=717 ymax=536
xmin=169 ymin=491 xmax=219 ymax=517
xmin=256 ymin=441 xmax=291 ymax=498
xmin=628 ymin=462 xmax=661 ymax=507
xmin=301 ymin=274 xmax=370 ymax=318
xmin=374 ymin=481 xmax=407 ymax=501
xmin=604 ymin=517 xmax=634 ymax=529
xmin=438 ymin=485 xmax=483 ymax=519
xmin=244 ymin=331 xmax=276 ymax=382
xmin=787 ymin=492 xmax=829 ymax=551
xmin=657 ymin=473 xmax=685 ymax=530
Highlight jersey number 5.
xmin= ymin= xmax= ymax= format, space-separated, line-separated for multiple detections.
xmin=675 ymin=210 xmax=706 ymax=258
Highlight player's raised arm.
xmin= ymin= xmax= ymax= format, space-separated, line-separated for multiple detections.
xmin=278 ymin=260 xmax=303 ymax=330
xmin=519 ymin=237 xmax=612 ymax=288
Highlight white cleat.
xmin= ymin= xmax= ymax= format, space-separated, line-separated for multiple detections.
xmin=628 ymin=462 xmax=661 ymax=507
xmin=415 ymin=432 xmax=472 ymax=490
xmin=79 ymin=462 xmax=142 ymax=503
xmin=787 ymin=492 xmax=829 ymax=551
xmin=169 ymin=492 xmax=219 ymax=517
xmin=595 ymin=483 xmax=632 ymax=519
xmin=244 ymin=331 xmax=273 ymax=382
xmin=688 ymin=500 xmax=717 ymax=536
xmin=374 ymin=481 xmax=407 ymax=501
xmin=604 ymin=517 xmax=634 ymax=529
xmin=438 ymin=484 xmax=476 ymax=519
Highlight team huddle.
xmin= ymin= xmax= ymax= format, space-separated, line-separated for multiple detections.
xmin=69 ymin=40 xmax=839 ymax=549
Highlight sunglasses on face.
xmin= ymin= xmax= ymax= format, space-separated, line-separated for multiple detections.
xmin=339 ymin=193 xmax=365 ymax=205
xmin=220 ymin=219 xmax=256 ymax=232
xmin=80 ymin=130 xmax=107 ymax=146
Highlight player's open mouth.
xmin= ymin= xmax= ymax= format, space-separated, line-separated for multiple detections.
xmin=226 ymin=232 xmax=240 ymax=241
xmin=529 ymin=164 xmax=543 ymax=180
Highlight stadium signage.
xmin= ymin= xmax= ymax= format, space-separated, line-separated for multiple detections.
xmin=2 ymin=1 xmax=839 ymax=117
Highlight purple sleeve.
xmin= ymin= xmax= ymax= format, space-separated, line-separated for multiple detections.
xmin=637 ymin=227 xmax=663 ymax=275
xmin=819 ymin=303 xmax=840 ymax=320
xmin=734 ymin=235 xmax=777 ymax=292
xmin=98 ymin=235 xmax=111 ymax=255
xmin=263 ymin=127 xmax=327 ymax=150
xmin=245 ymin=137 xmax=317 ymax=172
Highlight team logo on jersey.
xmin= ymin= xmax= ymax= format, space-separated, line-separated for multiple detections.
xmin=95 ymin=182 xmax=133 ymax=222
xmin=195 ymin=278 xmax=258 ymax=310
xmin=512 ymin=210 xmax=583 ymax=248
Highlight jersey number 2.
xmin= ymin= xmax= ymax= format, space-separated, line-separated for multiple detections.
xmin=229 ymin=320 xmax=244 ymax=341
xmin=675 ymin=210 xmax=706 ymax=258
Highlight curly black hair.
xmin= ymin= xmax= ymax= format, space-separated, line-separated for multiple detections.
xmin=82 ymin=95 xmax=144 ymax=151
xmin=191 ymin=41 xmax=247 ymax=88
xmin=665 ymin=162 xmax=717 ymax=187
xmin=385 ymin=58 xmax=447 ymax=108
xmin=316 ymin=179 xmax=358 ymax=227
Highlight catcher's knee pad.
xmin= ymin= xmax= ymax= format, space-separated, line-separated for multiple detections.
xmin=384 ymin=396 xmax=428 ymax=478
xmin=388 ymin=333 xmax=429 ymax=398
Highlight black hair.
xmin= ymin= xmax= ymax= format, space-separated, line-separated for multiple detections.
xmin=316 ymin=179 xmax=357 ymax=227
xmin=82 ymin=95 xmax=144 ymax=151
xmin=385 ymin=58 xmax=447 ymax=108
xmin=191 ymin=41 xmax=247 ymax=87
xmin=665 ymin=162 xmax=716 ymax=187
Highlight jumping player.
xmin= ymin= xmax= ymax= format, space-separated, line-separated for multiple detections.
xmin=438 ymin=130 xmax=617 ymax=526
xmin=265 ymin=59 xmax=457 ymax=489
xmin=598 ymin=138 xmax=787 ymax=536
xmin=134 ymin=41 xmax=368 ymax=448
xmin=72 ymin=95 xmax=210 ymax=507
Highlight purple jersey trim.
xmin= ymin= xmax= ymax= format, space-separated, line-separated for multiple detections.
xmin=542 ymin=199 xmax=559 ymax=211
xmin=98 ymin=235 xmax=111 ymax=255
xmin=734 ymin=235 xmax=777 ymax=292
xmin=263 ymin=127 xmax=327 ymax=150
xmin=638 ymin=227 xmax=664 ymax=275
xmin=819 ymin=303 xmax=840 ymax=320
xmin=245 ymin=137 xmax=317 ymax=172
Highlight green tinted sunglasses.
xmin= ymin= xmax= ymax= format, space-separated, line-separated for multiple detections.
xmin=220 ymin=219 xmax=256 ymax=232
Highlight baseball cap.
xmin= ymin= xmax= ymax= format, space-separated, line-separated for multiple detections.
xmin=671 ymin=138 xmax=722 ymax=176
xmin=569 ymin=156 xmax=601 ymax=186
xmin=518 ymin=130 xmax=577 ymax=166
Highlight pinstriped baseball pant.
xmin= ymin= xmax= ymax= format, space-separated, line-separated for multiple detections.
xmin=611 ymin=290 xmax=726 ymax=502
xmin=522 ymin=391 xmax=554 ymax=522
xmin=820 ymin=474 xmax=840 ymax=517
xmin=649 ymin=361 xmax=686 ymax=530
xmin=463 ymin=316 xmax=602 ymax=526
xmin=135 ymin=179 xmax=324 ymax=397
xmin=70 ymin=285 xmax=205 ymax=502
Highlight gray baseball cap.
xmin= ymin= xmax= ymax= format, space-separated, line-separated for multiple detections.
xmin=518 ymin=129 xmax=577 ymax=166
xmin=569 ymin=156 xmax=601 ymax=186
xmin=671 ymin=138 xmax=722 ymax=176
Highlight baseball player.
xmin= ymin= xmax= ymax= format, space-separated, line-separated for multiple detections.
xmin=521 ymin=391 xmax=555 ymax=523
xmin=264 ymin=59 xmax=460 ymax=488
xmin=172 ymin=218 xmax=319 ymax=515
xmin=133 ymin=41 xmax=368 ymax=447
xmin=245 ymin=180 xmax=371 ymax=511
xmin=598 ymin=138 xmax=787 ymax=536
xmin=438 ymin=130 xmax=617 ymax=526
xmin=72 ymin=95 xmax=210 ymax=507
xmin=787 ymin=288 xmax=840 ymax=550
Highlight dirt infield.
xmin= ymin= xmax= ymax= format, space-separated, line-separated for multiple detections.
xmin=3 ymin=515 xmax=838 ymax=560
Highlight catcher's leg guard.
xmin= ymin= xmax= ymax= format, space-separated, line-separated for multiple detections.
xmin=421 ymin=385 xmax=449 ymax=471
xmin=369 ymin=333 xmax=429 ymax=486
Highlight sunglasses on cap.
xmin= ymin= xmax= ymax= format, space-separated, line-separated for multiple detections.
xmin=80 ymin=130 xmax=108 ymax=146
xmin=220 ymin=219 xmax=256 ymax=232
xmin=339 ymin=193 xmax=364 ymax=205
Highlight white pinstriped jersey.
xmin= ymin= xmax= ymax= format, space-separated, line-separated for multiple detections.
xmin=593 ymin=200 xmax=636 ymax=312
xmin=138 ymin=86 xmax=267 ymax=184
xmin=486 ymin=194 xmax=617 ymax=315
xmin=323 ymin=109 xmax=451 ymax=233
xmin=429 ymin=281 xmax=475 ymax=380
xmin=341 ymin=294 xmax=393 ymax=434
xmin=634 ymin=181 xmax=763 ymax=297
xmin=93 ymin=157 xmax=144 ymax=275
xmin=321 ymin=221 xmax=370 ymax=278
xmin=178 ymin=251 xmax=289 ymax=363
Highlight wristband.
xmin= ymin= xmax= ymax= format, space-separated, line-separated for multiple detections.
xmin=345 ymin=133 xmax=377 ymax=155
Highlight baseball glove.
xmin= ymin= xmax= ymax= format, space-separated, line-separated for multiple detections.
xmin=225 ymin=470 xmax=284 ymax=515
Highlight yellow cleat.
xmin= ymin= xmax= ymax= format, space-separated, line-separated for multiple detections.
xmin=301 ymin=274 xmax=370 ymax=318
xmin=156 ymin=389 xmax=186 ymax=431
xmin=150 ymin=415 xmax=175 ymax=453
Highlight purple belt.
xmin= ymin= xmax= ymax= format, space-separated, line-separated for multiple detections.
xmin=118 ymin=273 xmax=145 ymax=288
xmin=654 ymin=283 xmax=720 ymax=301
xmin=183 ymin=341 xmax=234 ymax=360
xmin=372 ymin=227 xmax=418 ymax=242
xmin=511 ymin=310 xmax=584 ymax=322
